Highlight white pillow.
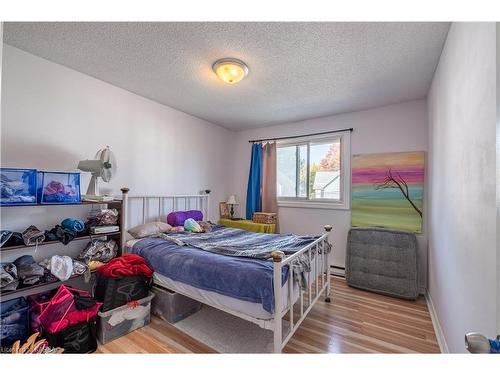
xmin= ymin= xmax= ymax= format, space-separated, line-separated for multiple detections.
xmin=128 ymin=221 xmax=172 ymax=239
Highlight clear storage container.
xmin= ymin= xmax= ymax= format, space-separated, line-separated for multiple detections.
xmin=0 ymin=168 xmax=37 ymax=206
xmin=151 ymin=285 xmax=202 ymax=324
xmin=37 ymin=171 xmax=81 ymax=204
xmin=97 ymin=292 xmax=155 ymax=344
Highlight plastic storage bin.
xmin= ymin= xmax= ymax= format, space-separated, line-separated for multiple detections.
xmin=37 ymin=171 xmax=81 ymax=204
xmin=0 ymin=297 xmax=30 ymax=352
xmin=97 ymin=292 xmax=155 ymax=344
xmin=0 ymin=168 xmax=37 ymax=206
xmin=151 ymin=285 xmax=202 ymax=324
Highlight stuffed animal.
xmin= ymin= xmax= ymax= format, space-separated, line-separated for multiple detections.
xmin=184 ymin=218 xmax=203 ymax=233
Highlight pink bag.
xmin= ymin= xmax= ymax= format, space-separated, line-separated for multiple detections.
xmin=38 ymin=285 xmax=101 ymax=334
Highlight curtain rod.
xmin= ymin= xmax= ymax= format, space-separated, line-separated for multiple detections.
xmin=248 ymin=128 xmax=353 ymax=143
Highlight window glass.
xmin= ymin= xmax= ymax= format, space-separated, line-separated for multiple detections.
xmin=277 ymin=136 xmax=344 ymax=202
xmin=309 ymin=140 xmax=341 ymax=200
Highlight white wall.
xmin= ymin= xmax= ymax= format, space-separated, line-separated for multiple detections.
xmin=427 ymin=23 xmax=497 ymax=353
xmin=1 ymin=44 xmax=234 ymax=262
xmin=230 ymin=99 xmax=429 ymax=289
xmin=497 ymin=22 xmax=500 ymax=337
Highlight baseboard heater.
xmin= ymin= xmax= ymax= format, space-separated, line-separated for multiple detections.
xmin=330 ymin=265 xmax=345 ymax=277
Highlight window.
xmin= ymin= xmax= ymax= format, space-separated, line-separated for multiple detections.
xmin=276 ymin=131 xmax=351 ymax=209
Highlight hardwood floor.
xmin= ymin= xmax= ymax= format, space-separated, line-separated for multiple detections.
xmin=96 ymin=277 xmax=440 ymax=354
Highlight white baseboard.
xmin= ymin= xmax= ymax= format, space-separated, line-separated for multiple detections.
xmin=425 ymin=290 xmax=449 ymax=353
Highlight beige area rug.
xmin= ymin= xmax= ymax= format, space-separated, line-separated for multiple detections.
xmin=173 ymin=305 xmax=277 ymax=353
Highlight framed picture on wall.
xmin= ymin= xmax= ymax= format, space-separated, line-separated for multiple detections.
xmin=219 ymin=202 xmax=229 ymax=219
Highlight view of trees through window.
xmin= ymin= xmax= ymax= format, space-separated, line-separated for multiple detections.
xmin=277 ymin=138 xmax=341 ymax=201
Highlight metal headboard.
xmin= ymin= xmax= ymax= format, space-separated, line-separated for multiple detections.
xmin=119 ymin=189 xmax=210 ymax=245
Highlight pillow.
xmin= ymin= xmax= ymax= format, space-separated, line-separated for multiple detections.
xmin=128 ymin=221 xmax=172 ymax=239
xmin=167 ymin=210 xmax=203 ymax=226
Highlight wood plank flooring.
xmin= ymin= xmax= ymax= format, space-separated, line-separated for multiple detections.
xmin=96 ymin=277 xmax=440 ymax=354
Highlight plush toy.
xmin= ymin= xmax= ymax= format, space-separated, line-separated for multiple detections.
xmin=184 ymin=218 xmax=203 ymax=233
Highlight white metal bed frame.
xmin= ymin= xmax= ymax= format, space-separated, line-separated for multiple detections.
xmin=119 ymin=188 xmax=332 ymax=353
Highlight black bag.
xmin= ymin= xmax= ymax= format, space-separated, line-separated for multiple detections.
xmin=95 ymin=274 xmax=152 ymax=312
xmin=44 ymin=319 xmax=97 ymax=354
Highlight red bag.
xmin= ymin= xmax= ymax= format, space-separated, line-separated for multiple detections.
xmin=38 ymin=285 xmax=102 ymax=334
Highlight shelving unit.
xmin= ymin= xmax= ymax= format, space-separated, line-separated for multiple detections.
xmin=0 ymin=189 xmax=128 ymax=302
xmin=0 ymin=232 xmax=121 ymax=252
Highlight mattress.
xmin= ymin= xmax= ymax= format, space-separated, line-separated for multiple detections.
xmin=152 ymin=262 xmax=317 ymax=320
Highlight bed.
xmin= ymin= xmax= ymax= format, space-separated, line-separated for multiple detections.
xmin=119 ymin=189 xmax=332 ymax=353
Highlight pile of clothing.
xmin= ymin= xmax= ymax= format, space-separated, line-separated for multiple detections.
xmin=97 ymin=254 xmax=153 ymax=278
xmin=41 ymin=181 xmax=77 ymax=203
xmin=45 ymin=218 xmax=87 ymax=246
xmin=87 ymin=208 xmax=118 ymax=226
xmin=1 ymin=256 xmax=47 ymax=291
xmin=1 ymin=255 xmax=90 ymax=292
xmin=78 ymin=239 xmax=118 ymax=270
xmin=0 ymin=218 xmax=87 ymax=249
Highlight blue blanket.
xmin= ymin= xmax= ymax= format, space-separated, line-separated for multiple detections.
xmin=131 ymin=236 xmax=289 ymax=314
xmin=131 ymin=226 xmax=324 ymax=313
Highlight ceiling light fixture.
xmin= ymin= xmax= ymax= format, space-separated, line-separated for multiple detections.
xmin=212 ymin=58 xmax=249 ymax=84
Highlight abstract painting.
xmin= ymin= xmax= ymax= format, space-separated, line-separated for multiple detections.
xmin=351 ymin=151 xmax=425 ymax=233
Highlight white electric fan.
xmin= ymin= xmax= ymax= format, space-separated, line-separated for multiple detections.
xmin=77 ymin=146 xmax=117 ymax=201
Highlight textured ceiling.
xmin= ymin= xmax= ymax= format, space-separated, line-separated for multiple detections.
xmin=3 ymin=22 xmax=449 ymax=130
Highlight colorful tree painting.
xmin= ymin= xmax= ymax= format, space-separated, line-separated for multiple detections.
xmin=351 ymin=151 xmax=425 ymax=233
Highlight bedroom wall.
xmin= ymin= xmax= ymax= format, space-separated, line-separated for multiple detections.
xmin=427 ymin=22 xmax=497 ymax=353
xmin=497 ymin=22 xmax=500 ymax=338
xmin=0 ymin=44 xmax=234 ymax=262
xmin=230 ymin=99 xmax=429 ymax=289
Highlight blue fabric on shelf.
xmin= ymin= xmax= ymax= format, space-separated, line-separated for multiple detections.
xmin=61 ymin=218 xmax=85 ymax=233
xmin=245 ymin=143 xmax=262 ymax=220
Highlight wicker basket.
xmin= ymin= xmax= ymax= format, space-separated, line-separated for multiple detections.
xmin=252 ymin=212 xmax=277 ymax=224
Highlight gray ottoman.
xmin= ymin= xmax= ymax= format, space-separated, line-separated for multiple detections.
xmin=345 ymin=228 xmax=418 ymax=300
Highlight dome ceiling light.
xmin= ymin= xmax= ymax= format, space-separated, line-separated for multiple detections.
xmin=212 ymin=58 xmax=249 ymax=84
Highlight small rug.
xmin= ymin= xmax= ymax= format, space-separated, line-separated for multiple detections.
xmin=173 ymin=305 xmax=275 ymax=353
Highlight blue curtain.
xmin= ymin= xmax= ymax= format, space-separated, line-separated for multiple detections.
xmin=246 ymin=143 xmax=263 ymax=219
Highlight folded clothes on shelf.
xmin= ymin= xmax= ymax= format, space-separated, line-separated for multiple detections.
xmin=39 ymin=256 xmax=90 ymax=282
xmin=13 ymin=255 xmax=45 ymax=286
xmin=1 ymin=263 xmax=19 ymax=291
xmin=61 ymin=218 xmax=85 ymax=233
xmin=44 ymin=225 xmax=77 ymax=245
xmin=78 ymin=239 xmax=118 ymax=264
xmin=87 ymin=208 xmax=118 ymax=226
xmin=21 ymin=225 xmax=45 ymax=246
xmin=0 ymin=230 xmax=13 ymax=247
